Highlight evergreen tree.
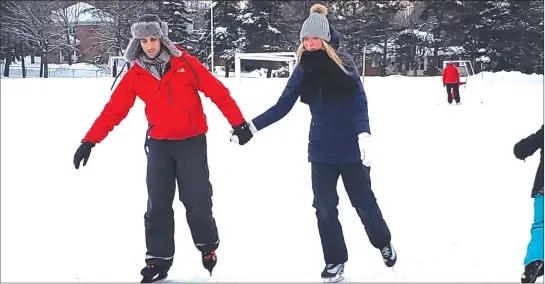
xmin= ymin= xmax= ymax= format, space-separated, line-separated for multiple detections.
xmin=155 ymin=0 xmax=195 ymax=51
xmin=457 ymin=1 xmax=543 ymax=74
xmin=364 ymin=1 xmax=406 ymax=76
xmin=497 ymin=1 xmax=543 ymax=73
xmin=419 ymin=0 xmax=465 ymax=74
xmin=197 ymin=1 xmax=246 ymax=77
xmin=281 ymin=1 xmax=324 ymax=48
xmin=328 ymin=1 xmax=372 ymax=67
xmin=457 ymin=1 xmax=500 ymax=73
xmin=241 ymin=0 xmax=293 ymax=77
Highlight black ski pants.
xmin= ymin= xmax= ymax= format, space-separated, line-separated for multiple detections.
xmin=144 ymin=134 xmax=219 ymax=267
xmin=311 ymin=162 xmax=391 ymax=265
xmin=446 ymin=83 xmax=461 ymax=104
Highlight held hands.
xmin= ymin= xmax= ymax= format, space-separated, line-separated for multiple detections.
xmin=358 ymin=132 xmax=372 ymax=167
xmin=73 ymin=141 xmax=95 ymax=169
xmin=230 ymin=120 xmax=257 ymax=145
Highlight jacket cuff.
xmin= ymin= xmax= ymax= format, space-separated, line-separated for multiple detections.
xmin=249 ymin=120 xmax=258 ymax=134
xmin=358 ymin=132 xmax=371 ymax=140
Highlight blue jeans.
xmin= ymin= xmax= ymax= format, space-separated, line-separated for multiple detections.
xmin=524 ymin=194 xmax=544 ymax=266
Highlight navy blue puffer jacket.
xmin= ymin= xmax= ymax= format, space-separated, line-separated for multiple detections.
xmin=251 ymin=26 xmax=370 ymax=164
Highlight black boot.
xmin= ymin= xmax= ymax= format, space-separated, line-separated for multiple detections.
xmin=202 ymin=251 xmax=217 ymax=275
xmin=140 ymin=263 xmax=169 ymax=283
xmin=380 ymin=243 xmax=397 ymax=268
xmin=321 ymin=263 xmax=345 ymax=283
xmin=522 ymin=260 xmax=544 ymax=283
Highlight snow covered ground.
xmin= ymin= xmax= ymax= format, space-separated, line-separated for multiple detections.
xmin=1 ymin=71 xmax=543 ymax=282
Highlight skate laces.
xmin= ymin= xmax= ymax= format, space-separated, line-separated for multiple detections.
xmin=325 ymin=263 xmax=343 ymax=271
xmin=204 ymin=251 xmax=216 ymax=261
xmin=381 ymin=246 xmax=391 ymax=257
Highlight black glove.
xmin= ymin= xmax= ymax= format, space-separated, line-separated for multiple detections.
xmin=514 ymin=125 xmax=544 ymax=160
xmin=74 ymin=141 xmax=95 ymax=169
xmin=230 ymin=121 xmax=254 ymax=145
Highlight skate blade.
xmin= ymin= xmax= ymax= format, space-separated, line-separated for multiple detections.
xmin=323 ymin=274 xmax=344 ymax=283
xmin=141 ymin=273 xmax=168 ymax=283
xmin=522 ymin=262 xmax=544 ymax=283
xmin=523 ymin=273 xmax=542 ymax=283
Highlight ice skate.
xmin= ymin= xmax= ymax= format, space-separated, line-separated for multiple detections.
xmin=202 ymin=251 xmax=217 ymax=276
xmin=321 ymin=263 xmax=345 ymax=283
xmin=521 ymin=260 xmax=544 ymax=283
xmin=140 ymin=263 xmax=169 ymax=283
xmin=380 ymin=243 xmax=397 ymax=268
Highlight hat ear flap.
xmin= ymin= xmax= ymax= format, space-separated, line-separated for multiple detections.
xmin=160 ymin=22 xmax=168 ymax=37
xmin=124 ymin=39 xmax=141 ymax=62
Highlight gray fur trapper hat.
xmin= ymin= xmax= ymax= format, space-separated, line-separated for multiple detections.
xmin=124 ymin=14 xmax=182 ymax=62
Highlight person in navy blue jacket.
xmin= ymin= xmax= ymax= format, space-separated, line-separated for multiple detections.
xmin=230 ymin=4 xmax=395 ymax=281
xmin=514 ymin=125 xmax=544 ymax=283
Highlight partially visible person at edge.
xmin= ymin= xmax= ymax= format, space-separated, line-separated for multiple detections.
xmin=514 ymin=125 xmax=544 ymax=283
xmin=442 ymin=61 xmax=462 ymax=105
xmin=230 ymin=4 xmax=396 ymax=282
xmin=72 ymin=14 xmax=254 ymax=283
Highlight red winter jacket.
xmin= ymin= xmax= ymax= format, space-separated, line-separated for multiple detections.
xmin=82 ymin=47 xmax=245 ymax=144
xmin=442 ymin=64 xmax=460 ymax=84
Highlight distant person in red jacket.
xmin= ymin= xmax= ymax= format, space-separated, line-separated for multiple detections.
xmin=442 ymin=61 xmax=461 ymax=105
xmin=72 ymin=14 xmax=254 ymax=283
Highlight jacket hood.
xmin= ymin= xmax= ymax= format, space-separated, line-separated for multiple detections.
xmin=329 ymin=25 xmax=341 ymax=49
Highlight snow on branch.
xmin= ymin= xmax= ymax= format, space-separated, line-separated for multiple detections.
xmin=2 ymin=0 xmax=70 ymax=53
xmin=85 ymin=0 xmax=146 ymax=57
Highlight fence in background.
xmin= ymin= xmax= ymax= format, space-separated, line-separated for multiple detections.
xmin=0 ymin=65 xmax=110 ymax=78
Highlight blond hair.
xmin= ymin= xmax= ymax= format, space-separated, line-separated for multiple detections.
xmin=296 ymin=40 xmax=350 ymax=75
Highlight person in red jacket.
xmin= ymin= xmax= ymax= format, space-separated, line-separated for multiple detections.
xmin=72 ymin=14 xmax=254 ymax=283
xmin=442 ymin=61 xmax=461 ymax=104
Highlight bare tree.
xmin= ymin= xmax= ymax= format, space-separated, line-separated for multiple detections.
xmin=0 ymin=3 xmax=18 ymax=77
xmin=0 ymin=31 xmax=27 ymax=78
xmin=86 ymin=0 xmax=147 ymax=66
xmin=50 ymin=1 xmax=89 ymax=65
xmin=3 ymin=0 xmax=72 ymax=78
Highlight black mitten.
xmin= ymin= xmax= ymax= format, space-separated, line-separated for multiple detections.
xmin=74 ymin=141 xmax=95 ymax=169
xmin=231 ymin=121 xmax=254 ymax=145
xmin=514 ymin=125 xmax=544 ymax=160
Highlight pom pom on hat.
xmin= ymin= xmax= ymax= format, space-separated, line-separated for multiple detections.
xmin=310 ymin=4 xmax=328 ymax=15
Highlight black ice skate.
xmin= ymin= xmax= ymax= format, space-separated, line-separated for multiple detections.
xmin=140 ymin=263 xmax=169 ymax=283
xmin=321 ymin=263 xmax=345 ymax=283
xmin=380 ymin=243 xmax=397 ymax=268
xmin=521 ymin=260 xmax=544 ymax=283
xmin=202 ymin=251 xmax=217 ymax=275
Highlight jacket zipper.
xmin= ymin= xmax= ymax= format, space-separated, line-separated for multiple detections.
xmin=187 ymin=109 xmax=198 ymax=134
xmin=167 ymin=82 xmax=173 ymax=108
xmin=166 ymin=77 xmax=197 ymax=135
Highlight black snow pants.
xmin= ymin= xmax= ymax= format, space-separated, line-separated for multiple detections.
xmin=446 ymin=83 xmax=460 ymax=104
xmin=144 ymin=134 xmax=219 ymax=267
xmin=311 ymin=162 xmax=391 ymax=265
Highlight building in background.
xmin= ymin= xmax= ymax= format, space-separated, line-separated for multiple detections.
xmin=46 ymin=2 xmax=105 ymax=64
